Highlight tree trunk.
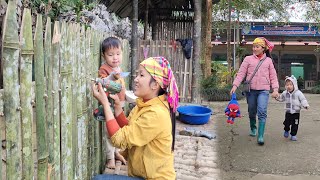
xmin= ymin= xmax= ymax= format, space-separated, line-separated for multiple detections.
xmin=191 ymin=0 xmax=202 ymax=103
xmin=144 ymin=0 xmax=149 ymax=40
xmin=201 ymin=1 xmax=207 ymax=77
xmin=131 ymin=0 xmax=138 ymax=89
xmin=201 ymin=0 xmax=212 ymax=78
xmin=205 ymin=0 xmax=212 ymax=77
xmin=227 ymin=0 xmax=232 ymax=83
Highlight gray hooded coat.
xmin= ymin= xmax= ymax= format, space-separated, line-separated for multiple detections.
xmin=277 ymin=75 xmax=309 ymax=114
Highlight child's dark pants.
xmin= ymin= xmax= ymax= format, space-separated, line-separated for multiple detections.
xmin=283 ymin=112 xmax=300 ymax=136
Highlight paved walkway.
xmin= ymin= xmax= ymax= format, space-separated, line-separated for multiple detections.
xmin=107 ymin=94 xmax=320 ymax=180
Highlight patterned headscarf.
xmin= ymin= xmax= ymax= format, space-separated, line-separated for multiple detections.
xmin=140 ymin=57 xmax=179 ymax=112
xmin=253 ymin=37 xmax=274 ymax=52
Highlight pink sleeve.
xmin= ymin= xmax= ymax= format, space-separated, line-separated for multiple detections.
xmin=268 ymin=59 xmax=279 ymax=90
xmin=233 ymin=57 xmax=249 ymax=87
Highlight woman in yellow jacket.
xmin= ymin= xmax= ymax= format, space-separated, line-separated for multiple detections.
xmin=92 ymin=57 xmax=179 ymax=180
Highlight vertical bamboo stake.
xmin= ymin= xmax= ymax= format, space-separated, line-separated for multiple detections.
xmin=86 ymin=28 xmax=94 ymax=178
xmin=0 ymin=90 xmax=3 ymax=179
xmin=100 ymin=34 xmax=107 ymax=169
xmin=20 ymin=8 xmax=34 ymax=180
xmin=76 ymin=25 xmax=88 ymax=179
xmin=92 ymin=30 xmax=102 ymax=174
xmin=2 ymin=0 xmax=22 ymax=179
xmin=52 ymin=21 xmax=61 ymax=179
xmin=70 ymin=23 xmax=78 ymax=177
xmin=73 ymin=23 xmax=79 ymax=178
xmin=60 ymin=21 xmax=74 ymax=179
xmin=44 ymin=16 xmax=54 ymax=179
xmin=34 ymin=13 xmax=48 ymax=180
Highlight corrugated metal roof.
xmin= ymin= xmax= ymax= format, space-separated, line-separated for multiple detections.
xmin=104 ymin=0 xmax=194 ymax=20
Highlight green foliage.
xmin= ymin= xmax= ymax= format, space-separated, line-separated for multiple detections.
xmin=201 ymin=85 xmax=245 ymax=101
xmin=29 ymin=0 xmax=91 ymax=20
xmin=205 ymin=61 xmax=237 ymax=88
xmin=201 ymin=62 xmax=244 ymax=101
xmin=310 ymin=85 xmax=320 ymax=94
xmin=310 ymin=81 xmax=320 ymax=94
xmin=213 ymin=0 xmax=292 ymax=22
xmin=236 ymin=46 xmax=248 ymax=59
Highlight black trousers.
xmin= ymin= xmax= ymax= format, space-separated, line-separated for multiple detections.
xmin=283 ymin=113 xmax=300 ymax=136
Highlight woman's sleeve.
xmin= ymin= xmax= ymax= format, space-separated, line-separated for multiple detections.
xmin=110 ymin=110 xmax=167 ymax=149
xmin=115 ymin=111 xmax=129 ymax=127
xmin=233 ymin=57 xmax=249 ymax=87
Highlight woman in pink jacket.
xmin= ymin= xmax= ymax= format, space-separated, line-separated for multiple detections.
xmin=230 ymin=37 xmax=279 ymax=145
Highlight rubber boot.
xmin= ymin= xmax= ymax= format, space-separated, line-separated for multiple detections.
xmin=249 ymin=119 xmax=257 ymax=137
xmin=257 ymin=122 xmax=266 ymax=145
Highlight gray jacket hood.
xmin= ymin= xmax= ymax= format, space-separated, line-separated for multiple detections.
xmin=285 ymin=75 xmax=298 ymax=93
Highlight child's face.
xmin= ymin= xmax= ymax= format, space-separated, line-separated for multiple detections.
xmin=102 ymin=47 xmax=122 ymax=68
xmin=285 ymin=80 xmax=294 ymax=92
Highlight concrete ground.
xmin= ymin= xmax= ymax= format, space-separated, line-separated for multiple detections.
xmin=174 ymin=93 xmax=320 ymax=180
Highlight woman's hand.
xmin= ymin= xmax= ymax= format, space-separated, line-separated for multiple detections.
xmin=271 ymin=90 xmax=279 ymax=99
xmin=109 ymin=94 xmax=121 ymax=107
xmin=92 ymin=82 xmax=109 ymax=106
xmin=230 ymin=86 xmax=237 ymax=95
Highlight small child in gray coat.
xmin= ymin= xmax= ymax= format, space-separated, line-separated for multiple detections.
xmin=276 ymin=75 xmax=309 ymax=141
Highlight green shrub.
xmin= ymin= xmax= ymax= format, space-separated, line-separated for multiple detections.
xmin=310 ymin=85 xmax=320 ymax=94
xmin=201 ymin=73 xmax=245 ymax=101
xmin=201 ymin=86 xmax=245 ymax=101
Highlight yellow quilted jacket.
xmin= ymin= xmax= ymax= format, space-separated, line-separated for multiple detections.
xmin=111 ymin=95 xmax=176 ymax=180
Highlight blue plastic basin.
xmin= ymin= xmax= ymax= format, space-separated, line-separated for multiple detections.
xmin=177 ymin=105 xmax=212 ymax=125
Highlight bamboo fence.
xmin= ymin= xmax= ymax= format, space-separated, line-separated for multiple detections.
xmin=0 ymin=2 xmax=193 ymax=180
xmin=137 ymin=40 xmax=193 ymax=102
xmin=0 ymin=1 xmax=130 ymax=179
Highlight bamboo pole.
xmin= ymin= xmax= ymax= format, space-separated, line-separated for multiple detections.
xmin=34 ymin=13 xmax=48 ymax=179
xmin=52 ymin=21 xmax=61 ymax=179
xmin=70 ymin=23 xmax=78 ymax=177
xmin=20 ymin=8 xmax=34 ymax=180
xmin=92 ymin=30 xmax=102 ymax=174
xmin=86 ymin=28 xmax=94 ymax=177
xmin=2 ymin=0 xmax=22 ymax=178
xmin=44 ymin=16 xmax=54 ymax=179
xmin=60 ymin=21 xmax=74 ymax=179
xmin=76 ymin=25 xmax=88 ymax=179
xmin=0 ymin=90 xmax=3 ymax=179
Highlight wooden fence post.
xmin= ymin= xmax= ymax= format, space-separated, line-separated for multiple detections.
xmin=70 ymin=23 xmax=78 ymax=178
xmin=44 ymin=16 xmax=55 ymax=179
xmin=0 ymin=90 xmax=3 ymax=179
xmin=60 ymin=21 xmax=74 ymax=179
xmin=92 ymin=30 xmax=102 ymax=174
xmin=75 ymin=24 xmax=89 ymax=179
xmin=20 ymin=8 xmax=34 ymax=180
xmin=34 ymin=13 xmax=48 ymax=180
xmin=80 ymin=25 xmax=89 ymax=179
xmin=52 ymin=21 xmax=61 ymax=179
xmin=2 ymin=0 xmax=22 ymax=179
xmin=86 ymin=27 xmax=94 ymax=178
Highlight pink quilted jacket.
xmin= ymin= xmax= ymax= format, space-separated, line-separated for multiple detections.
xmin=233 ymin=54 xmax=279 ymax=91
